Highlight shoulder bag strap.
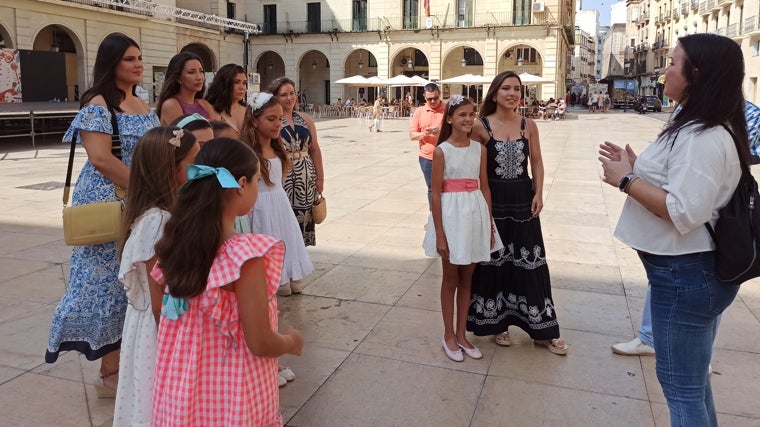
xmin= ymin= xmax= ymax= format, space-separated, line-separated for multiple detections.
xmin=107 ymin=104 xmax=122 ymax=160
xmin=63 ymin=132 xmax=78 ymax=207
xmin=63 ymin=104 xmax=124 ymax=206
xmin=520 ymin=117 xmax=527 ymax=138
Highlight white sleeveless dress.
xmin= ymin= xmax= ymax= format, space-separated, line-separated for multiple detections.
xmin=422 ymin=141 xmax=503 ymax=265
xmin=249 ymin=157 xmax=314 ymax=285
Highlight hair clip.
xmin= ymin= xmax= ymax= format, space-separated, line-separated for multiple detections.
xmin=168 ymin=129 xmax=183 ymax=148
xmin=248 ymin=92 xmax=274 ymax=111
xmin=176 ymin=113 xmax=208 ymax=129
xmin=185 ymin=164 xmax=241 ymax=188
xmin=448 ymin=94 xmax=466 ymax=106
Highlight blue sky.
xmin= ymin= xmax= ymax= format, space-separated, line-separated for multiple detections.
xmin=580 ymin=0 xmax=612 ymax=26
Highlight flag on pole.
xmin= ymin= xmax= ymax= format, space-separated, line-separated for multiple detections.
xmin=424 ymin=0 xmax=430 ymax=16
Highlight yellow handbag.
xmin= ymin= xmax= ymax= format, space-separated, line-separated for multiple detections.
xmin=312 ymin=193 xmax=327 ymax=224
xmin=62 ymin=200 xmax=123 ymax=246
xmin=61 ymin=105 xmax=124 ymax=246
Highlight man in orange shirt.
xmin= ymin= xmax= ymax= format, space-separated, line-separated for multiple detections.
xmin=409 ymin=83 xmax=445 ymax=209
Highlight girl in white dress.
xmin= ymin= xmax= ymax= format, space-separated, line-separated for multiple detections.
xmin=422 ymin=95 xmax=503 ymax=362
xmin=114 ymin=127 xmax=199 ymax=426
xmin=241 ymin=92 xmax=315 ymax=294
xmin=240 ymin=92 xmax=314 ymax=386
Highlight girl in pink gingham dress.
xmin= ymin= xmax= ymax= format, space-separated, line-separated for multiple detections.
xmin=151 ymin=138 xmax=303 ymax=427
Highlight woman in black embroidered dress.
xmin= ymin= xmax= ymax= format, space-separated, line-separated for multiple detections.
xmin=466 ymin=71 xmax=568 ymax=355
xmin=268 ymin=77 xmax=325 ymax=248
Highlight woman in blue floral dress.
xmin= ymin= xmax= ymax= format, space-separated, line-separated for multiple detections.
xmin=45 ymin=33 xmax=159 ymax=397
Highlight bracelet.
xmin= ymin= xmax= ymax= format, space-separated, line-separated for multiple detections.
xmin=624 ymin=176 xmax=640 ymax=194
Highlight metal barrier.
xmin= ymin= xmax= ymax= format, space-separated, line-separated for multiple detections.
xmin=0 ymin=108 xmax=78 ymax=148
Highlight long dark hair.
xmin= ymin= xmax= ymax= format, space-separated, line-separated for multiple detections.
xmin=119 ymin=127 xmax=197 ymax=255
xmin=80 ymin=33 xmax=140 ymax=111
xmin=661 ymin=34 xmax=749 ymax=166
xmin=155 ymin=138 xmax=259 ymax=299
xmin=156 ymin=52 xmax=205 ymax=118
xmin=239 ymin=93 xmax=291 ymax=186
xmin=480 ymin=71 xmax=522 ymax=118
xmin=206 ymin=63 xmax=246 ymax=115
xmin=437 ymin=96 xmax=476 ymax=145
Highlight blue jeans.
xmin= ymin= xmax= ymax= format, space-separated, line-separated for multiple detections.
xmin=419 ymin=156 xmax=432 ymax=210
xmin=639 ymin=286 xmax=654 ymax=347
xmin=639 ymin=251 xmax=739 ymax=427
xmin=639 ymin=286 xmax=721 ymax=348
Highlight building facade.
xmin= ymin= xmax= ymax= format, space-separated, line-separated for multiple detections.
xmin=624 ymin=0 xmax=760 ymax=103
xmin=244 ymin=0 xmax=576 ymax=104
xmin=0 ymin=0 xmax=576 ymax=104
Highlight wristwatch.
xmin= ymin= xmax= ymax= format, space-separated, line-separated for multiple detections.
xmin=618 ymin=173 xmax=636 ymax=192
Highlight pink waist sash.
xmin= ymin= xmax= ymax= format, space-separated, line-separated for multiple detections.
xmin=442 ymin=178 xmax=479 ymax=193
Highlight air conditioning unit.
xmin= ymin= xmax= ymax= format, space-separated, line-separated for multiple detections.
xmin=532 ymin=2 xmax=545 ymax=12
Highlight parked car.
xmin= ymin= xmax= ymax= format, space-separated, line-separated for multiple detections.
xmin=636 ymin=95 xmax=663 ymax=112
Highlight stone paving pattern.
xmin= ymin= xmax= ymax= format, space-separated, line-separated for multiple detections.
xmin=1 ymin=109 xmax=759 ymax=426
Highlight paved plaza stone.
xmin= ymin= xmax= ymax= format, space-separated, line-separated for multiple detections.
xmin=1 ymin=109 xmax=760 ymax=426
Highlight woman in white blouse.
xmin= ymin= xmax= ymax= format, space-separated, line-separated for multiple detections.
xmin=599 ymin=34 xmax=748 ymax=426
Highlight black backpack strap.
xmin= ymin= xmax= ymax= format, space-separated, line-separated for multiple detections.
xmin=520 ymin=117 xmax=526 ymax=138
xmin=705 ymin=124 xmax=752 ymax=243
xmin=480 ymin=117 xmax=493 ymax=139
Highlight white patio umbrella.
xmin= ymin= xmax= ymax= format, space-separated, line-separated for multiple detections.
xmin=385 ymin=74 xmax=418 ymax=86
xmin=517 ymin=72 xmax=554 ymax=84
xmin=365 ymin=76 xmax=387 ymax=86
xmin=335 ymin=75 xmax=371 ymax=85
xmin=335 ymin=75 xmax=383 ymax=102
xmin=410 ymin=75 xmax=432 ymax=86
xmin=438 ymin=74 xmax=493 ymax=85
xmin=439 ymin=74 xmax=493 ymax=105
xmin=517 ymin=72 xmax=554 ymax=103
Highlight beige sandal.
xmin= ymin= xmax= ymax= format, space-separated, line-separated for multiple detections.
xmin=535 ymin=339 xmax=568 ymax=356
xmin=95 ymin=370 xmax=118 ymax=398
xmin=495 ymin=332 xmax=512 ymax=347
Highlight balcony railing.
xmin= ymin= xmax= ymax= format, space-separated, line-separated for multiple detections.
xmin=707 ymin=0 xmax=716 ymax=10
xmin=691 ymin=0 xmax=699 ymax=9
xmin=62 ymin=0 xmax=153 ymax=16
xmin=726 ymin=22 xmax=738 ymax=37
xmin=699 ymin=1 xmax=707 ymax=13
xmin=746 ymin=15 xmax=758 ymax=33
xmin=258 ymin=11 xmax=525 ymax=35
xmin=713 ymin=27 xmax=725 ymax=36
xmin=653 ymin=40 xmax=670 ymax=50
xmin=681 ymin=3 xmax=689 ymax=14
xmin=672 ymin=7 xmax=680 ymax=18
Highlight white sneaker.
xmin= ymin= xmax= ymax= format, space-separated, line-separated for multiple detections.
xmin=278 ymin=373 xmax=287 ymax=387
xmin=279 ymin=367 xmax=296 ymax=381
xmin=611 ymin=338 xmax=655 ymax=356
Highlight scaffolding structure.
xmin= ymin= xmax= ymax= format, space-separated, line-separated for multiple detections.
xmin=70 ymin=0 xmax=260 ymax=34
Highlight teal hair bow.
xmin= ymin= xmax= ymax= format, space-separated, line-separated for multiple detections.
xmin=161 ymin=294 xmax=188 ymax=320
xmin=175 ymin=112 xmax=209 ymax=129
xmin=186 ymin=164 xmax=241 ymax=188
